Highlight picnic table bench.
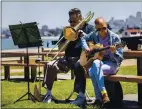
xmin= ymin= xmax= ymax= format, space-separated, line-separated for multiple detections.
xmin=1 ymin=50 xmax=142 ymax=105
xmin=65 ymin=50 xmax=142 ymax=106
xmin=104 ymin=75 xmax=142 ymax=83
xmin=1 ymin=51 xmax=68 ymax=81
xmin=1 ymin=63 xmax=45 ymax=82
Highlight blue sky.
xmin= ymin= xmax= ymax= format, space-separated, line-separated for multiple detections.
xmin=2 ymin=1 xmax=142 ymax=29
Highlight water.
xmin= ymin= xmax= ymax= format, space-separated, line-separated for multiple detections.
xmin=1 ymin=37 xmax=58 ymax=50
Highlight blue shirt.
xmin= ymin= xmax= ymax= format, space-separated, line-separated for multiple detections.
xmin=99 ymin=34 xmax=110 ymax=57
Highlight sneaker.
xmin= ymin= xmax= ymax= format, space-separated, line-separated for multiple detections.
xmin=102 ymin=93 xmax=110 ymax=104
xmin=42 ymin=94 xmax=52 ymax=103
xmin=70 ymin=95 xmax=86 ymax=106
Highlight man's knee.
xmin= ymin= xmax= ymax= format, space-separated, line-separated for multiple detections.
xmin=47 ymin=61 xmax=55 ymax=66
xmin=93 ymin=59 xmax=103 ymax=68
xmin=73 ymin=62 xmax=81 ymax=69
xmin=74 ymin=65 xmax=85 ymax=75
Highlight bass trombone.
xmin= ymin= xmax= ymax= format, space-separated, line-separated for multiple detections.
xmin=46 ymin=11 xmax=94 ymax=61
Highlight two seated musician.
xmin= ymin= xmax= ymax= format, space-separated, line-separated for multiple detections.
xmin=80 ymin=17 xmax=123 ymax=107
xmin=42 ymin=8 xmax=94 ymax=106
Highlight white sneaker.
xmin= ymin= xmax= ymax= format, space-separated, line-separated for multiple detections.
xmin=42 ymin=94 xmax=52 ymax=103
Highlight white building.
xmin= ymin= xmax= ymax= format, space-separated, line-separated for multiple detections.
xmin=122 ymin=29 xmax=142 ymax=37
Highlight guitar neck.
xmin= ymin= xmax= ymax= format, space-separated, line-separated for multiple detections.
xmin=91 ymin=46 xmax=110 ymax=54
xmin=91 ymin=43 xmax=123 ymax=54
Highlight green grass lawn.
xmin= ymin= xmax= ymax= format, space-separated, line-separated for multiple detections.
xmin=1 ymin=65 xmax=137 ymax=108
xmin=1 ymin=66 xmax=44 ymax=76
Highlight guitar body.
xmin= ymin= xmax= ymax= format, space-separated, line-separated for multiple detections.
xmin=80 ymin=42 xmax=105 ymax=68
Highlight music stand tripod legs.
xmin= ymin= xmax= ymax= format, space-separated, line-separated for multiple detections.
xmin=9 ymin=22 xmax=43 ymax=103
xmin=14 ymin=48 xmax=39 ymax=103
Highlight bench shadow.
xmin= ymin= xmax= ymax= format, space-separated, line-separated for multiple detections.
xmin=123 ymin=100 xmax=142 ymax=109
xmin=101 ymin=100 xmax=142 ymax=109
xmin=52 ymin=98 xmax=87 ymax=109
xmin=52 ymin=97 xmax=74 ymax=104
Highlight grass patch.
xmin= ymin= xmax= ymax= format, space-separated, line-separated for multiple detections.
xmin=1 ymin=66 xmax=23 ymax=70
xmin=118 ymin=65 xmax=137 ymax=75
xmin=1 ymin=71 xmax=45 ymax=76
xmin=1 ymin=72 xmax=24 ymax=76
xmin=1 ymin=65 xmax=138 ymax=108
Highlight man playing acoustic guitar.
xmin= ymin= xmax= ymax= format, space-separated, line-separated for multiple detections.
xmin=80 ymin=17 xmax=123 ymax=107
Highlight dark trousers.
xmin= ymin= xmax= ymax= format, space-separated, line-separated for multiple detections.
xmin=42 ymin=58 xmax=86 ymax=94
xmin=73 ymin=61 xmax=86 ymax=93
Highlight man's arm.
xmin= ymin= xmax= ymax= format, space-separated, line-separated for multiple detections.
xmin=112 ymin=34 xmax=124 ymax=64
xmin=80 ymin=31 xmax=94 ymax=50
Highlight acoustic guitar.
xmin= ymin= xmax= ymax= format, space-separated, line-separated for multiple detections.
xmin=80 ymin=41 xmax=125 ymax=69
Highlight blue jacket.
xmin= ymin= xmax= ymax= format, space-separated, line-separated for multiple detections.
xmin=81 ymin=29 xmax=123 ymax=66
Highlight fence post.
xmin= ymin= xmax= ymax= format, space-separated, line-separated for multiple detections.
xmin=4 ymin=65 xmax=10 ymax=80
xmin=24 ymin=56 xmax=29 ymax=81
xmin=31 ymin=65 xmax=37 ymax=82
xmin=137 ymin=57 xmax=142 ymax=105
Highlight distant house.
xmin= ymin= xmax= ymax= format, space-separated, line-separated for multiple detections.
xmin=1 ymin=34 xmax=6 ymax=38
xmin=122 ymin=29 xmax=142 ymax=37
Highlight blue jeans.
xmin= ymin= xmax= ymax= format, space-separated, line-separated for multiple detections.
xmin=88 ymin=59 xmax=119 ymax=101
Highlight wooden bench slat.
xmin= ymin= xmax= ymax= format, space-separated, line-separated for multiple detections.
xmin=85 ymin=74 xmax=142 ymax=83
xmin=104 ymin=75 xmax=142 ymax=83
xmin=1 ymin=63 xmax=45 ymax=81
xmin=124 ymin=50 xmax=142 ymax=58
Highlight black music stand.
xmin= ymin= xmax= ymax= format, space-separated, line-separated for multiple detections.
xmin=9 ymin=22 xmax=42 ymax=103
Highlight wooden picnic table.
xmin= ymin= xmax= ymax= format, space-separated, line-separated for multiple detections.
xmin=1 ymin=50 xmax=142 ymax=104
xmin=1 ymin=51 xmax=64 ymax=59
xmin=1 ymin=51 xmax=65 ymax=81
xmin=123 ymin=50 xmax=142 ymax=105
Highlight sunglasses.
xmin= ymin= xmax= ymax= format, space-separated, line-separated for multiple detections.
xmin=97 ymin=27 xmax=107 ymax=31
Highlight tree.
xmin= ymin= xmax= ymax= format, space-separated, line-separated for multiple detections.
xmin=118 ymin=28 xmax=124 ymax=34
xmin=107 ymin=24 xmax=112 ymax=30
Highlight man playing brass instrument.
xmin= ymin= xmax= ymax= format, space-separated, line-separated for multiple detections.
xmin=80 ymin=17 xmax=123 ymax=107
xmin=42 ymin=8 xmax=94 ymax=106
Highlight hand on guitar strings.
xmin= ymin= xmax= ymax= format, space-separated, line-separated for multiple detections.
xmin=109 ymin=45 xmax=117 ymax=53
